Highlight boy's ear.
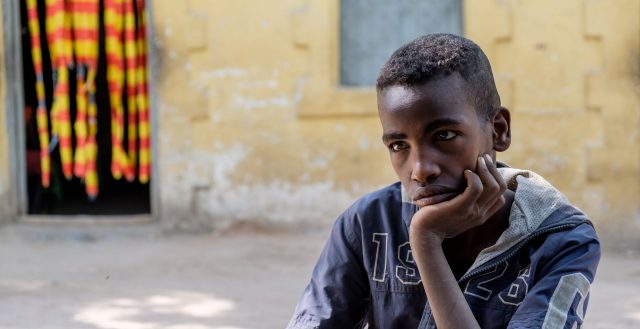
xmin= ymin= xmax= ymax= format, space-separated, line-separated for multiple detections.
xmin=491 ymin=107 xmax=511 ymax=152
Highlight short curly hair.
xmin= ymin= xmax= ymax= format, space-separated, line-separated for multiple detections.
xmin=376 ymin=34 xmax=501 ymax=119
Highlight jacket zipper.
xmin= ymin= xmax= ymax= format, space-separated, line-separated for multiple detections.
xmin=420 ymin=222 xmax=581 ymax=329
xmin=458 ymin=223 xmax=578 ymax=283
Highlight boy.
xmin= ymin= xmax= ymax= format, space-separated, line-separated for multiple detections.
xmin=287 ymin=34 xmax=600 ymax=329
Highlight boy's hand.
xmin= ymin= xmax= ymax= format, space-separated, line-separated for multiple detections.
xmin=409 ymin=154 xmax=507 ymax=244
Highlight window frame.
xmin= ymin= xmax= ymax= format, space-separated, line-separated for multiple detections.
xmin=296 ymin=0 xmax=377 ymax=118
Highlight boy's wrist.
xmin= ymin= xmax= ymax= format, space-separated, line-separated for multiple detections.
xmin=409 ymin=225 xmax=445 ymax=249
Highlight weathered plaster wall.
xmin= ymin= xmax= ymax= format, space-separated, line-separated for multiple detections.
xmin=467 ymin=0 xmax=640 ymax=241
xmin=150 ymin=0 xmax=640 ymax=236
xmin=152 ymin=0 xmax=396 ymax=230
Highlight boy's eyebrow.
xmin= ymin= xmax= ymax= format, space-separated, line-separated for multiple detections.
xmin=382 ymin=132 xmax=406 ymax=143
xmin=424 ymin=118 xmax=463 ymax=133
xmin=382 ymin=118 xmax=463 ymax=143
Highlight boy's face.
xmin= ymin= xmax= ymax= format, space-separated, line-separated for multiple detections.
xmin=377 ymin=73 xmax=507 ymax=207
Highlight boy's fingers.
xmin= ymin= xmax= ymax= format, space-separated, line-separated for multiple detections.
xmin=476 ymin=155 xmax=501 ymax=205
xmin=484 ymin=154 xmax=507 ymax=194
xmin=460 ymin=169 xmax=483 ymax=206
xmin=485 ymin=195 xmax=506 ymax=220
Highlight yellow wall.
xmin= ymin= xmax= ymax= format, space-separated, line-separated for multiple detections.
xmin=151 ymin=0 xmax=640 ymax=235
xmin=467 ymin=0 xmax=640 ymax=239
xmin=152 ymin=0 xmax=395 ymax=230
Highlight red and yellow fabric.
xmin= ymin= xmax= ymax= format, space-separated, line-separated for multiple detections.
xmin=70 ymin=0 xmax=100 ymax=199
xmin=84 ymin=69 xmax=100 ymax=198
xmin=50 ymin=68 xmax=73 ymax=180
xmin=73 ymin=66 xmax=88 ymax=179
xmin=26 ymin=0 xmax=51 ymax=187
xmin=105 ymin=0 xmax=134 ymax=181
xmin=46 ymin=0 xmax=74 ymax=179
xmin=136 ymin=0 xmax=150 ymax=183
xmin=124 ymin=0 xmax=138 ymax=181
xmin=69 ymin=0 xmax=99 ymax=66
xmin=28 ymin=0 xmax=151 ymax=196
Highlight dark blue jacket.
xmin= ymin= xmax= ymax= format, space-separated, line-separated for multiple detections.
xmin=287 ymin=167 xmax=600 ymax=329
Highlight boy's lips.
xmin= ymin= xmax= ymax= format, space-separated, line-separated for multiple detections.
xmin=411 ymin=186 xmax=460 ymax=208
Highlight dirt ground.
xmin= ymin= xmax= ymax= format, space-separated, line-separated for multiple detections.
xmin=0 ymin=223 xmax=638 ymax=329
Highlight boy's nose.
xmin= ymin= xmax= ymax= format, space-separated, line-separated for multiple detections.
xmin=410 ymin=152 xmax=440 ymax=184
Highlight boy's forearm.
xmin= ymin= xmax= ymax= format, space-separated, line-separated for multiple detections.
xmin=410 ymin=230 xmax=480 ymax=329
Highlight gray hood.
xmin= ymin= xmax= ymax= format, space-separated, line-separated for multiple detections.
xmin=465 ymin=165 xmax=579 ymax=275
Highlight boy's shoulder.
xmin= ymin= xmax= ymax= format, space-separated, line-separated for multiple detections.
xmin=334 ymin=182 xmax=411 ymax=240
xmin=345 ymin=181 xmax=404 ymax=215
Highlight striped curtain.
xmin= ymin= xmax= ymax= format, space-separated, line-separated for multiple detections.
xmin=25 ymin=0 xmax=151 ymax=199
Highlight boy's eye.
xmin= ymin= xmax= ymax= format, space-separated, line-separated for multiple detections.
xmin=435 ymin=130 xmax=457 ymax=141
xmin=389 ymin=142 xmax=408 ymax=152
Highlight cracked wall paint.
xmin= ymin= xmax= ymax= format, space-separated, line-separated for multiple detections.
xmin=233 ymin=95 xmax=291 ymax=110
xmin=136 ymin=0 xmax=640 ymax=238
xmin=195 ymin=180 xmax=356 ymax=227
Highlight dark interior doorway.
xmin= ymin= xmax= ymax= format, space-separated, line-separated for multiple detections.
xmin=20 ymin=0 xmax=150 ymax=215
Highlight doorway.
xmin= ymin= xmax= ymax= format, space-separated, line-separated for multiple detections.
xmin=15 ymin=0 xmax=153 ymax=216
